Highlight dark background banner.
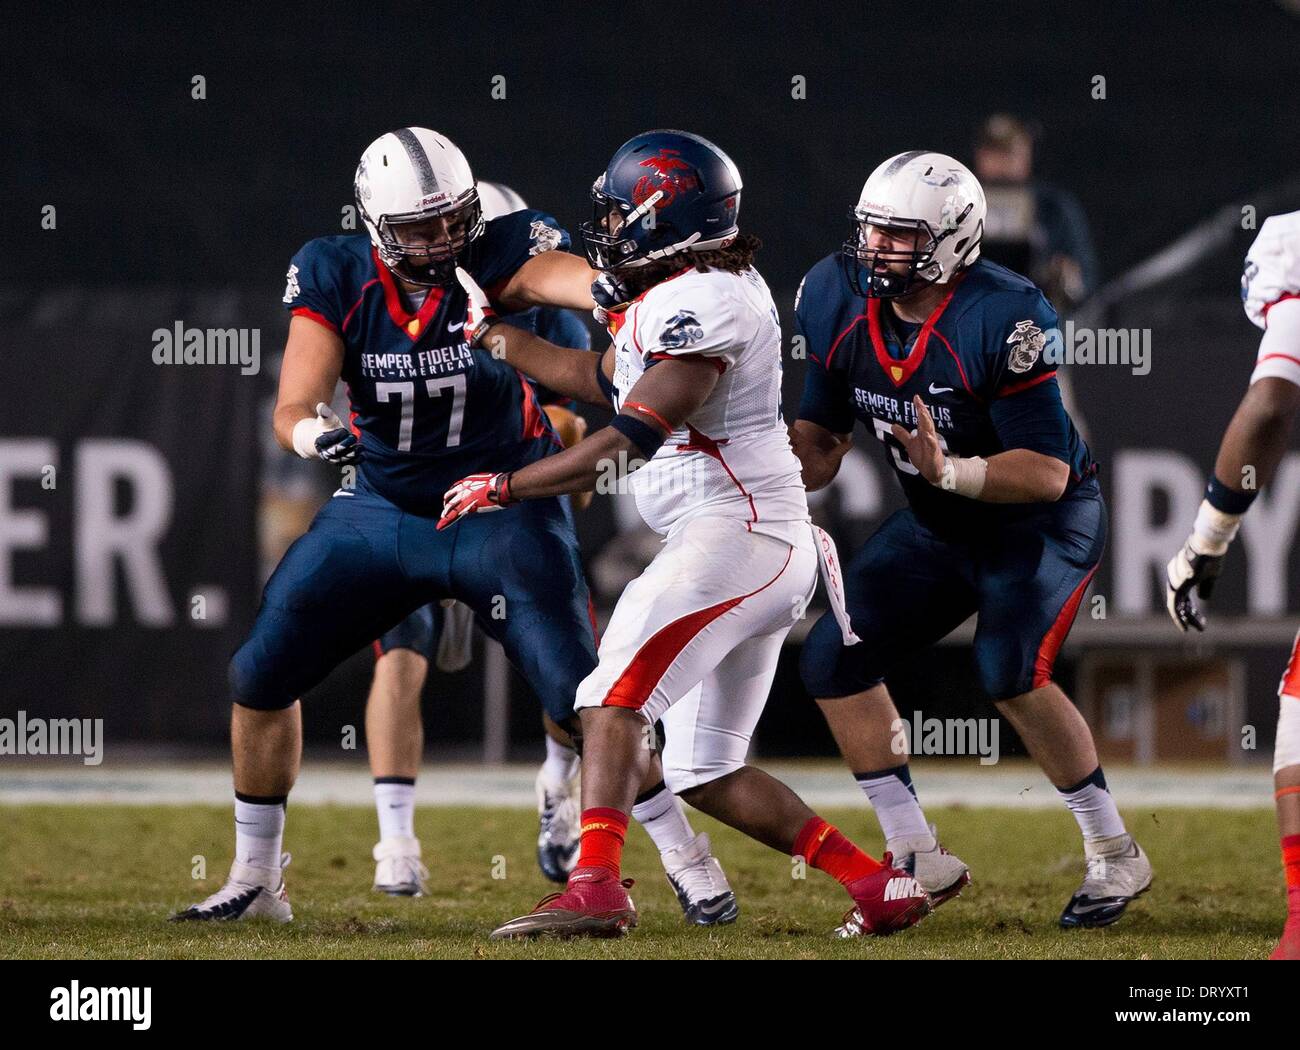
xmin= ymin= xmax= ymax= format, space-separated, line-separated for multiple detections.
xmin=0 ymin=290 xmax=261 ymax=740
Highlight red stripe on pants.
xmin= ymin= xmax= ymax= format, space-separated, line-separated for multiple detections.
xmin=603 ymin=546 xmax=792 ymax=710
xmin=1032 ymin=565 xmax=1099 ymax=690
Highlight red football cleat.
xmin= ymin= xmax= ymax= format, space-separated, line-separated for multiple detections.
xmin=836 ymin=853 xmax=932 ymax=938
xmin=491 ymin=867 xmax=638 ymax=940
xmin=1269 ymin=913 xmax=1300 ymax=960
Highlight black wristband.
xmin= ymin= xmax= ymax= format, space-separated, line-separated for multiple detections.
xmin=609 ymin=413 xmax=666 ymax=459
xmin=490 ymin=471 xmax=515 ymax=506
xmin=1205 ymin=476 xmax=1257 ymax=515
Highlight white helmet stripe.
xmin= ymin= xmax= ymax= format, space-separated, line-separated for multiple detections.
xmin=390 ymin=127 xmax=437 ymax=196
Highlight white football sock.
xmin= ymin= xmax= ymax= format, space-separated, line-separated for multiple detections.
xmin=234 ymin=796 xmax=285 ymax=871
xmin=540 ymin=735 xmax=580 ymax=785
xmin=854 ymin=765 xmax=930 ymax=843
xmin=632 ymin=782 xmax=695 ymax=855
xmin=1058 ymin=767 xmax=1126 ymax=842
xmin=374 ymin=779 xmax=416 ymax=840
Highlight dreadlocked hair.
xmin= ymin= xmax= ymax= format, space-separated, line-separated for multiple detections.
xmin=617 ymin=234 xmax=762 ymax=298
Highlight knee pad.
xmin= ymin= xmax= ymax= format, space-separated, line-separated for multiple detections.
xmin=800 ymin=610 xmax=881 ymax=699
xmin=972 ymin=639 xmax=1034 ymax=701
xmin=660 ymin=710 xmax=745 ymax=795
xmin=661 ymin=743 xmax=743 ymax=796
xmin=228 ymin=646 xmax=297 ymax=711
xmin=1275 ymin=693 xmax=1300 ymax=774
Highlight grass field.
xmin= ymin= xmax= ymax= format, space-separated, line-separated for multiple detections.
xmin=0 ymin=803 xmax=1286 ymax=959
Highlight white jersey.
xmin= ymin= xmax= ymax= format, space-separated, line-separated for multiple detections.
xmin=607 ymin=266 xmax=810 ymax=543
xmin=1243 ymin=210 xmax=1300 ymax=388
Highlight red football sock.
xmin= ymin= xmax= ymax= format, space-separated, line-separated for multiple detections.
xmin=576 ymin=807 xmax=628 ymax=876
xmin=1282 ymin=834 xmax=1300 ymax=914
xmin=793 ymin=816 xmax=883 ymax=886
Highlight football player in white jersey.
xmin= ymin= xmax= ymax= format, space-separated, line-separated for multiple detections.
xmin=1167 ymin=210 xmax=1300 ymax=960
xmin=441 ymin=130 xmax=933 ymax=939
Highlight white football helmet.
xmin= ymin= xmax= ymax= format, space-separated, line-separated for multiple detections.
xmin=477 ymin=181 xmax=528 ymax=220
xmin=842 ymin=150 xmax=985 ymax=298
xmin=354 ymin=127 xmax=484 ymax=286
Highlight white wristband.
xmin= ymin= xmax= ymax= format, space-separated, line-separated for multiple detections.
xmin=1191 ymin=498 xmax=1242 ymax=556
xmin=936 ymin=455 xmax=988 ymax=499
xmin=292 ymin=415 xmax=328 ymax=460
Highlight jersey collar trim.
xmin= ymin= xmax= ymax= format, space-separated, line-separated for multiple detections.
xmin=373 ymin=248 xmax=449 ymax=342
xmin=604 ymin=265 xmax=694 ymax=338
xmin=866 ymin=272 xmax=965 ymax=389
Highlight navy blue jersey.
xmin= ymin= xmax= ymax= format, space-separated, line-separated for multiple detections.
xmin=282 ymin=209 xmax=568 ymax=516
xmin=796 ymin=255 xmax=1095 ymax=535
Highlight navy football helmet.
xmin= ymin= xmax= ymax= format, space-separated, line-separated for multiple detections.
xmin=580 ymin=130 xmax=742 ymax=271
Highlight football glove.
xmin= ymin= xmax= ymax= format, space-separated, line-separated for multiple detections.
xmin=438 ymin=472 xmax=515 ymax=530
xmin=1166 ymin=500 xmax=1240 ymax=632
xmin=1166 ymin=539 xmax=1223 ymax=632
xmin=455 ymin=266 xmax=499 ymax=347
xmin=292 ymin=402 xmax=360 ymax=464
xmin=591 ymin=271 xmax=633 ymax=325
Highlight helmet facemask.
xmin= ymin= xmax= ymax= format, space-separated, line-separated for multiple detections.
xmin=841 ymin=202 xmax=977 ymax=299
xmin=579 ymin=186 xmax=670 ymax=271
xmin=365 ymin=189 xmax=484 ymax=288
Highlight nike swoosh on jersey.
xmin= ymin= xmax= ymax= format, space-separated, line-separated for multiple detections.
xmin=928 ymin=383 xmax=954 ymax=394
xmin=447 ymin=321 xmax=465 ymax=331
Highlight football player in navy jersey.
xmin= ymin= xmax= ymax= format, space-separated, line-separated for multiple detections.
xmin=791 ymin=151 xmax=1152 ymax=929
xmin=172 ymin=129 xmax=734 ymax=924
xmin=361 ymin=181 xmax=600 ymax=897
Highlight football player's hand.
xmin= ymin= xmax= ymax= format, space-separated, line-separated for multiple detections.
xmin=437 ymin=472 xmax=515 ymax=530
xmin=591 ymin=271 xmax=633 ymax=325
xmin=1166 ymin=536 xmax=1224 ymax=632
xmin=891 ymin=396 xmax=944 ymax=484
xmin=455 ymin=266 xmax=499 ymax=347
xmin=293 ymin=402 xmax=361 ymax=463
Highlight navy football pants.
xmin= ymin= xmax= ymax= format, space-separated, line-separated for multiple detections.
xmin=801 ymin=478 xmax=1106 ymax=702
xmin=229 ymin=474 xmax=597 ymax=726
xmin=376 ymin=602 xmax=441 ymax=658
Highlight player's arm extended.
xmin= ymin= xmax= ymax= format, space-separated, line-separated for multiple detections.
xmin=493 ymin=250 xmax=598 ymax=312
xmin=498 ymin=358 xmax=717 ymax=499
xmin=1210 ymin=377 xmax=1300 ymax=500
xmin=438 ymin=359 xmax=719 ymax=527
xmin=484 ymin=321 xmax=615 ymax=408
xmin=1167 ymin=299 xmax=1300 ymax=630
xmin=458 ymin=265 xmax=612 ymax=406
xmin=271 ymin=315 xmax=358 ymax=462
xmin=789 ymin=420 xmax=853 ymax=492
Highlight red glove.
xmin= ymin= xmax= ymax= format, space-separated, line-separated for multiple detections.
xmin=437 ymin=472 xmax=514 ymax=530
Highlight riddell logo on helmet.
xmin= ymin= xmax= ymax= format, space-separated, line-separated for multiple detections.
xmin=632 ymin=149 xmax=700 ymax=208
xmin=417 ymin=192 xmax=451 ymax=208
